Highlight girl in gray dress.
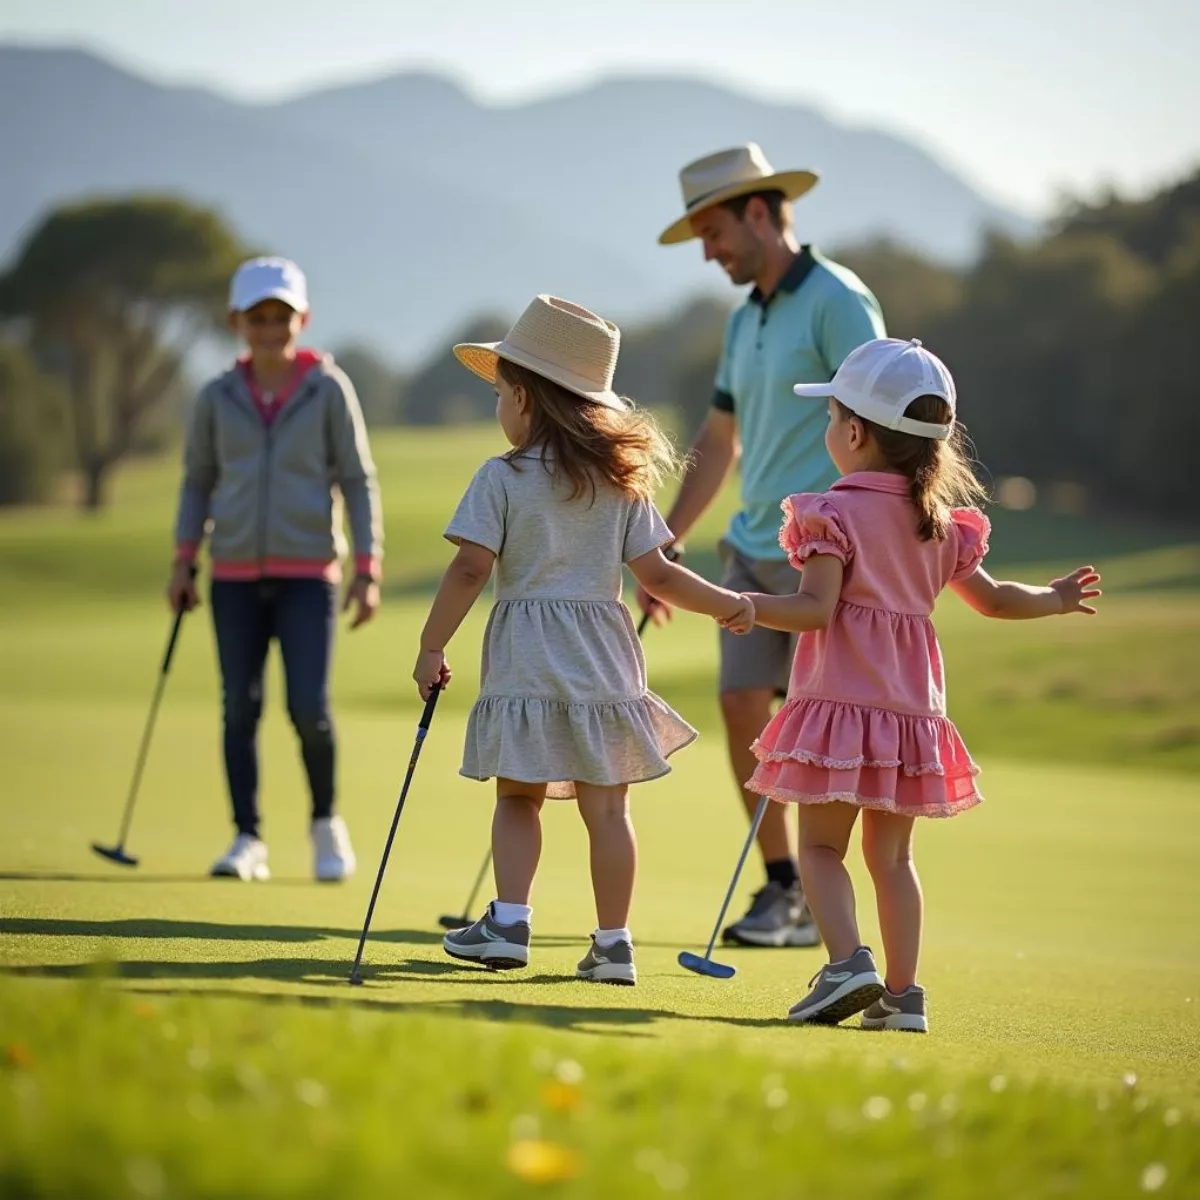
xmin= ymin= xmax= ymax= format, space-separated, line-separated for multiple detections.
xmin=414 ymin=295 xmax=755 ymax=985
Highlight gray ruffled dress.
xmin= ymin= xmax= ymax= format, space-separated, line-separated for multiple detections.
xmin=445 ymin=450 xmax=698 ymax=799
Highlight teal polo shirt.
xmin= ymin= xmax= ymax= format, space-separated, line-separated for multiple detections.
xmin=714 ymin=245 xmax=886 ymax=561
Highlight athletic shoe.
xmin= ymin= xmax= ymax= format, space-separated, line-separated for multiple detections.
xmin=576 ymin=936 xmax=637 ymax=986
xmin=861 ymin=984 xmax=928 ymax=1033
xmin=311 ymin=815 xmax=356 ymax=882
xmin=787 ymin=946 xmax=884 ymax=1024
xmin=443 ymin=903 xmax=530 ymax=970
xmin=722 ymin=882 xmax=822 ymax=948
xmin=210 ymin=834 xmax=270 ymax=881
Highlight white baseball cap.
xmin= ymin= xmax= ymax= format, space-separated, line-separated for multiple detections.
xmin=793 ymin=337 xmax=956 ymax=440
xmin=228 ymin=256 xmax=309 ymax=314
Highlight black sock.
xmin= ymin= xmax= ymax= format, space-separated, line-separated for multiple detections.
xmin=765 ymin=857 xmax=799 ymax=890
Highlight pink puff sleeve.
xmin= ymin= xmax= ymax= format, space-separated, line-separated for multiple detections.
xmin=779 ymin=493 xmax=853 ymax=570
xmin=950 ymin=507 xmax=991 ymax=581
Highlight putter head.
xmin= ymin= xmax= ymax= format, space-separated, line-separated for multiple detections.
xmin=348 ymin=973 xmax=365 ymax=987
xmin=677 ymin=950 xmax=737 ymax=979
xmin=438 ymin=914 xmax=471 ymax=931
xmin=91 ymin=842 xmax=139 ymax=869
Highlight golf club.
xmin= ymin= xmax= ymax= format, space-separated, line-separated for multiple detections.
xmin=678 ymin=794 xmax=769 ymax=979
xmin=435 ymin=600 xmax=659 ymax=929
xmin=350 ymin=684 xmax=442 ymax=986
xmin=437 ymin=847 xmax=492 ymax=930
xmin=91 ymin=590 xmax=193 ymax=869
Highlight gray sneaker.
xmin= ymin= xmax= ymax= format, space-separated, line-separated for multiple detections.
xmin=442 ymin=903 xmax=529 ymax=970
xmin=722 ymin=882 xmax=822 ymax=948
xmin=787 ymin=947 xmax=884 ymax=1024
xmin=576 ymin=936 xmax=637 ymax=986
xmin=861 ymin=984 xmax=928 ymax=1033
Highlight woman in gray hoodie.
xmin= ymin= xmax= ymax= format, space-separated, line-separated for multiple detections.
xmin=168 ymin=257 xmax=383 ymax=883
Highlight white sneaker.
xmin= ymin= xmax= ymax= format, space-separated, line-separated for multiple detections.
xmin=311 ymin=815 xmax=356 ymax=882
xmin=210 ymin=834 xmax=270 ymax=881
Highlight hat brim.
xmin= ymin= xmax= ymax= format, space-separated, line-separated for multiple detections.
xmin=658 ymin=170 xmax=820 ymax=246
xmin=232 ymin=287 xmax=309 ymax=314
xmin=453 ymin=342 xmax=629 ymax=411
xmin=792 ymin=382 xmax=836 ymax=398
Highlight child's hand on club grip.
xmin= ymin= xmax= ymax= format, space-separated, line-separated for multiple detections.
xmin=720 ymin=593 xmax=756 ymax=636
xmin=414 ymin=649 xmax=451 ymax=700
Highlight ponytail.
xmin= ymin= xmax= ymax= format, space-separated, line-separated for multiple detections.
xmin=839 ymin=395 xmax=987 ymax=540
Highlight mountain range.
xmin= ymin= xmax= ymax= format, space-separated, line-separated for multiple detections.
xmin=1 ymin=46 xmax=1033 ymax=363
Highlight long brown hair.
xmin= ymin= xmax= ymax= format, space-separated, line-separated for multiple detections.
xmin=837 ymin=395 xmax=988 ymax=540
xmin=497 ymin=359 xmax=682 ymax=502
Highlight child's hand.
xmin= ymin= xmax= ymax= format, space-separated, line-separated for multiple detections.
xmin=413 ymin=649 xmax=451 ymax=699
xmin=719 ymin=593 xmax=756 ymax=635
xmin=1050 ymin=566 xmax=1102 ymax=615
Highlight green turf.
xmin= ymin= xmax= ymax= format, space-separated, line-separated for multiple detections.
xmin=1 ymin=428 xmax=1198 ymax=1196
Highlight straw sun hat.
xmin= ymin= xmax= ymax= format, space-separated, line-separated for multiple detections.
xmin=658 ymin=142 xmax=819 ymax=245
xmin=453 ymin=294 xmax=628 ymax=411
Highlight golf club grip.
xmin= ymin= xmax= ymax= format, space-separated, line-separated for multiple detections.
xmin=161 ymin=565 xmax=197 ymax=673
xmin=636 ymin=544 xmax=679 ymax=637
xmin=418 ymin=683 xmax=441 ymax=731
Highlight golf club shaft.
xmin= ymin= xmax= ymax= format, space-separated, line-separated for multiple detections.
xmin=460 ymin=847 xmax=492 ymax=919
xmin=114 ymin=604 xmax=188 ymax=848
xmin=701 ymin=794 xmax=769 ymax=960
xmin=351 ymin=685 xmax=441 ymax=980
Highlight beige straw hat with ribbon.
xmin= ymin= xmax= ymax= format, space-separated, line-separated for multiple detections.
xmin=658 ymin=142 xmax=819 ymax=246
xmin=453 ymin=294 xmax=627 ymax=411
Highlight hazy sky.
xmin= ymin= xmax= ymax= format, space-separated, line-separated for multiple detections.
xmin=3 ymin=0 xmax=1196 ymax=215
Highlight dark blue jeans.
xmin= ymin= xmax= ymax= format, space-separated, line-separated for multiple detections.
xmin=210 ymin=579 xmax=337 ymax=838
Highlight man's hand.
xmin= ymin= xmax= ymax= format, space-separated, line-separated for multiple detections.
xmin=166 ymin=560 xmax=199 ymax=613
xmin=413 ymin=649 xmax=451 ymax=700
xmin=343 ymin=574 xmax=381 ymax=630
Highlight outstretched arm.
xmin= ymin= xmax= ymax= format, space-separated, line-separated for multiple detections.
xmin=414 ymin=539 xmax=497 ymax=697
xmin=950 ymin=565 xmax=1102 ymax=619
xmin=744 ymin=554 xmax=844 ymax=633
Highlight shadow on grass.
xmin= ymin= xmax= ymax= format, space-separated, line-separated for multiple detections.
xmin=0 ymin=917 xmax=444 ymax=946
xmin=0 ymin=916 xmax=693 ymax=951
xmin=1 ymin=957 xmax=785 ymax=1036
xmin=0 ymin=871 xmax=316 ymax=887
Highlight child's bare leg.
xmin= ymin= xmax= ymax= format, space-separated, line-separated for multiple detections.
xmin=861 ymin=810 xmax=921 ymax=992
xmin=796 ymin=802 xmax=861 ymax=961
xmin=575 ymin=783 xmax=636 ymax=930
xmin=492 ymin=779 xmax=547 ymax=905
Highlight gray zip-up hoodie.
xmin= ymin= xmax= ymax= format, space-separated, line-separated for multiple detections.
xmin=174 ymin=355 xmax=382 ymax=575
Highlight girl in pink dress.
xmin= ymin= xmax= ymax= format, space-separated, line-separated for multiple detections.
xmin=738 ymin=338 xmax=1101 ymax=1031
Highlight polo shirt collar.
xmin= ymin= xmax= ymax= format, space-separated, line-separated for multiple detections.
xmin=750 ymin=244 xmax=817 ymax=308
xmin=830 ymin=471 xmax=910 ymax=496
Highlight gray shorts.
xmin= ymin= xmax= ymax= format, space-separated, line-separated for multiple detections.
xmin=717 ymin=539 xmax=800 ymax=696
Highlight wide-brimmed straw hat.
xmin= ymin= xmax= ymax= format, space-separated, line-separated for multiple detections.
xmin=658 ymin=142 xmax=819 ymax=245
xmin=453 ymin=294 xmax=627 ymax=411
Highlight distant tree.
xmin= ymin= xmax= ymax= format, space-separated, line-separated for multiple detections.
xmin=0 ymin=340 xmax=67 ymax=505
xmin=404 ymin=315 xmax=510 ymax=426
xmin=334 ymin=342 xmax=405 ymax=426
xmin=0 ymin=196 xmax=246 ymax=509
xmin=832 ymin=237 xmax=964 ymax=340
xmin=930 ymin=231 xmax=1154 ymax=488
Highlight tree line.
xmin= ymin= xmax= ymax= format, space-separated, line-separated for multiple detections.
xmin=1 ymin=167 xmax=1196 ymax=518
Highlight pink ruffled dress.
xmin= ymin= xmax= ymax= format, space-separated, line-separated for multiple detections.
xmin=747 ymin=472 xmax=990 ymax=818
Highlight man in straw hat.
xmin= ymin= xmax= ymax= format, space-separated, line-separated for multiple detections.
xmin=641 ymin=142 xmax=886 ymax=949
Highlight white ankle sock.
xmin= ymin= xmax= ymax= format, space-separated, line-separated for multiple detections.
xmin=593 ymin=926 xmax=632 ymax=948
xmin=491 ymin=900 xmax=532 ymax=926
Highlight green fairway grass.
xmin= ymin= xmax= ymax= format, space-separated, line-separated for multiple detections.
xmin=1 ymin=427 xmax=1198 ymax=1197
